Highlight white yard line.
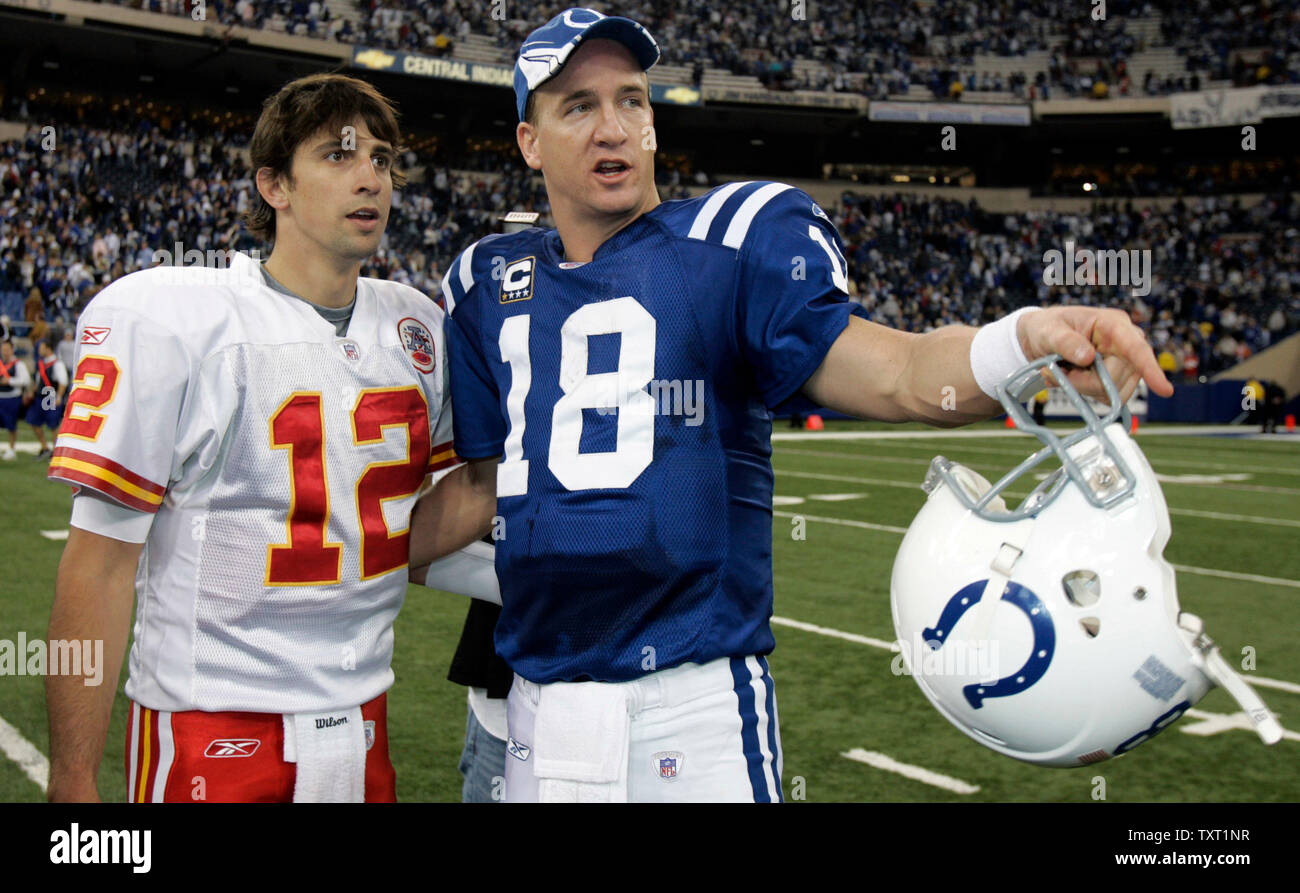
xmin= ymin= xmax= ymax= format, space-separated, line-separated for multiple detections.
xmin=775 ymin=469 xmax=924 ymax=491
xmin=1182 ymin=709 xmax=1300 ymax=742
xmin=778 ymin=459 xmax=1300 ymax=497
xmin=772 ymin=507 xmax=1300 ymax=589
xmin=774 ymin=471 xmax=1300 ymax=528
xmin=0 ymin=715 xmax=48 ymax=794
xmin=770 ymin=616 xmax=899 ymax=650
xmin=774 ymin=612 xmax=1300 ymax=698
xmin=840 ymin=748 xmax=981 ymax=794
xmin=773 ymin=511 xmax=907 ymax=535
xmin=771 ymin=425 xmax=1274 ymax=442
xmin=776 ymin=445 xmax=1300 ymax=477
xmin=1169 ymin=564 xmax=1300 ymax=590
xmin=773 ymin=429 xmax=1030 ymax=442
xmin=769 ymin=470 xmax=1300 ymax=527
xmin=1158 ymin=480 xmax=1300 ymax=496
xmin=1244 ymin=676 xmax=1300 ymax=696
xmin=1165 ymin=509 xmax=1300 ymax=530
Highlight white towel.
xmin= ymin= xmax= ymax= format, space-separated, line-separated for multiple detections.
xmin=282 ymin=707 xmax=366 ymax=803
xmin=533 ymin=682 xmax=630 ymax=803
xmin=423 ymin=540 xmax=502 ymax=605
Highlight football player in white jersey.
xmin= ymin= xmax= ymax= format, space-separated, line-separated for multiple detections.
xmin=45 ymin=74 xmax=496 ymax=803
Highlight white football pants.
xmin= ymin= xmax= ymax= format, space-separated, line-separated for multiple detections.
xmin=504 ymin=655 xmax=783 ymax=802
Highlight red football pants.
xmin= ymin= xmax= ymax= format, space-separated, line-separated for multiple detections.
xmin=125 ymin=694 xmax=396 ymax=802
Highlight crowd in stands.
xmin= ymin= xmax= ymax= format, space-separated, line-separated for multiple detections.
xmin=0 ymin=97 xmax=674 ymax=329
xmin=831 ymin=189 xmax=1300 ymax=378
xmin=102 ymin=0 xmax=1300 ymax=101
xmin=1 ymin=99 xmax=1296 ymax=387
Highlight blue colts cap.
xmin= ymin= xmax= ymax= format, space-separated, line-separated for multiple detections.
xmin=514 ymin=7 xmax=660 ymax=121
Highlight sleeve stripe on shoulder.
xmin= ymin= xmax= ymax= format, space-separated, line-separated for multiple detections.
xmin=722 ymin=183 xmax=795 ymax=249
xmin=687 ymin=181 xmax=753 ymax=241
xmin=438 ymin=270 xmax=457 ymax=316
xmin=441 ymin=238 xmax=487 ymax=316
xmin=49 ymin=447 xmax=166 ymax=512
xmin=457 ymin=240 xmax=481 ymax=297
xmin=428 ymin=441 xmax=461 ymax=472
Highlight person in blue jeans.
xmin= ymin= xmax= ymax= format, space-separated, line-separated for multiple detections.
xmin=449 ymin=598 xmax=510 ymax=802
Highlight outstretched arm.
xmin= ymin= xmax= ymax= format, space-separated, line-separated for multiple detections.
xmin=801 ymin=306 xmax=1173 ymax=426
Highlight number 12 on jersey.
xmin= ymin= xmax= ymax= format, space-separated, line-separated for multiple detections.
xmin=266 ymin=387 xmax=430 ymax=585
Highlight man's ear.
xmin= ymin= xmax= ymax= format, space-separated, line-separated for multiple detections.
xmin=516 ymin=122 xmax=543 ymax=172
xmin=256 ymin=167 xmax=291 ymax=211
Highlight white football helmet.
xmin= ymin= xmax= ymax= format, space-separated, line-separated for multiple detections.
xmin=891 ymin=355 xmax=1281 ymax=767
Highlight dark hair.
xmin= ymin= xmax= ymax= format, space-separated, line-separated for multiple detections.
xmin=244 ymin=73 xmax=406 ymax=242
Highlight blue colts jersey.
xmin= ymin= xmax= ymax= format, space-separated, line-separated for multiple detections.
xmin=443 ymin=182 xmax=856 ymax=683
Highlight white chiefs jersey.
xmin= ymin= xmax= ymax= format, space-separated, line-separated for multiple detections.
xmin=49 ymin=252 xmax=459 ymax=713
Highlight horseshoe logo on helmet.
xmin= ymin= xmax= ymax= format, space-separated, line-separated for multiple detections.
xmin=922 ymin=579 xmax=1056 ymax=709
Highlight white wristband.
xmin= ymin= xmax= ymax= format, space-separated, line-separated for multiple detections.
xmin=970 ymin=306 xmax=1041 ymax=400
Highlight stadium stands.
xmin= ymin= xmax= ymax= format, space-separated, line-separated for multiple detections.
xmin=831 ymin=189 xmax=1300 ymax=378
xmin=100 ymin=0 xmax=1300 ymax=101
xmin=2 ymin=94 xmax=1295 ymax=383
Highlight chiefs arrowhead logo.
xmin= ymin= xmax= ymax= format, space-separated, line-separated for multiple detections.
xmin=80 ymin=326 xmax=111 ymax=345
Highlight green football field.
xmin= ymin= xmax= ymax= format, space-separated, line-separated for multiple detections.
xmin=1 ymin=420 xmax=1296 ymax=802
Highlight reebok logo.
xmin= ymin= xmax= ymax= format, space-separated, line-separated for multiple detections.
xmin=203 ymin=738 xmax=261 ymax=758
xmin=507 ymin=736 xmax=531 ymax=761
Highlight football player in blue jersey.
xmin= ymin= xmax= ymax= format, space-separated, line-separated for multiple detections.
xmin=426 ymin=7 xmax=1173 ymax=802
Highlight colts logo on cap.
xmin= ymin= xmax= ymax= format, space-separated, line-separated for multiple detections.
xmin=500 ymin=257 xmax=535 ymax=303
xmin=397 ymin=317 xmax=436 ymax=374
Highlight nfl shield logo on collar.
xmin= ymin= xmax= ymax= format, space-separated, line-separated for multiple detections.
xmin=653 ymin=751 xmax=683 ymax=781
xmin=339 ymin=340 xmax=361 ymax=362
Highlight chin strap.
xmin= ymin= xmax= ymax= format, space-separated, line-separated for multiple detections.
xmin=967 ymin=518 xmax=1037 ymax=680
xmin=1180 ymin=613 xmax=1283 ymax=745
